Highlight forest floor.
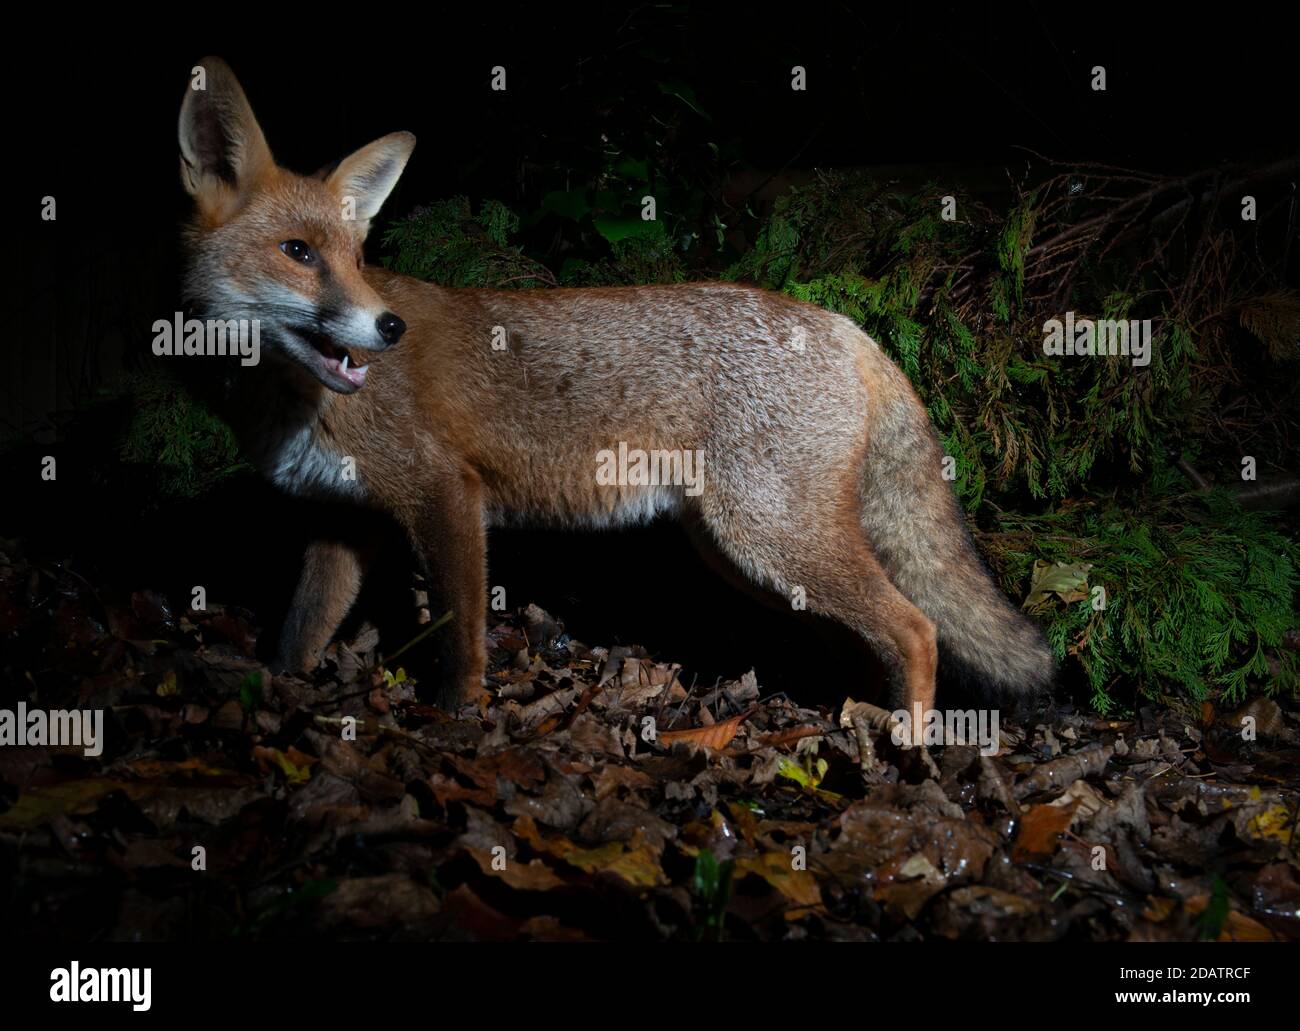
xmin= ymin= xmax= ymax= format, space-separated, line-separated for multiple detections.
xmin=1 ymin=539 xmax=1298 ymax=942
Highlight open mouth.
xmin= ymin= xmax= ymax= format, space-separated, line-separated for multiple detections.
xmin=296 ymin=328 xmax=369 ymax=390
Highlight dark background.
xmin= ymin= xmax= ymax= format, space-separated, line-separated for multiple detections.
xmin=4 ymin=3 xmax=1295 ymax=703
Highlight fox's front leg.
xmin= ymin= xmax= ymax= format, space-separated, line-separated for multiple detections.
xmin=277 ymin=537 xmax=369 ymax=674
xmin=401 ymin=472 xmax=488 ymax=708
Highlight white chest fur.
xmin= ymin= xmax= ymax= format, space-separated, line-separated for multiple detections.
xmin=265 ymin=421 xmax=362 ymax=499
xmin=238 ymin=390 xmax=363 ymax=501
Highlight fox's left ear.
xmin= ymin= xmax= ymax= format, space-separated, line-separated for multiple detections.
xmin=327 ymin=132 xmax=416 ymax=225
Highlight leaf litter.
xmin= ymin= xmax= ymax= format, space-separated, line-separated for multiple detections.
xmin=0 ymin=541 xmax=1297 ymax=942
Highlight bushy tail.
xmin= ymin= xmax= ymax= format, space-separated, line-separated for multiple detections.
xmin=858 ymin=365 xmax=1055 ymax=698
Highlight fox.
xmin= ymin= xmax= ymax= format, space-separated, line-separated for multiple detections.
xmin=177 ymin=57 xmax=1054 ymax=717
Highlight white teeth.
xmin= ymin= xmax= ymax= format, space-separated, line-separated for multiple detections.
xmin=355 ymin=364 xmax=368 ymax=373
xmin=341 ymin=354 xmax=350 ymax=372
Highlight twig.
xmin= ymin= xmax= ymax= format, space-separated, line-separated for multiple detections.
xmin=383 ymin=609 xmax=454 ymax=666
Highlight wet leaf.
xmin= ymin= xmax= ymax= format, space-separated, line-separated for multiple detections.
xmin=0 ymin=779 xmax=143 ymax=830
xmin=734 ymin=852 xmax=824 ymax=916
xmin=1013 ymin=802 xmax=1078 ymax=861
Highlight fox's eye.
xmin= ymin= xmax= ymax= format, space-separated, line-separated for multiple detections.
xmin=279 ymin=239 xmax=314 ymax=264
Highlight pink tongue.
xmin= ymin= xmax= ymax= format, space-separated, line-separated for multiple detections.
xmin=326 ymin=353 xmax=368 ymax=387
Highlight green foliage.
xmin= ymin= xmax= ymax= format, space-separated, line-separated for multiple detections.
xmin=559 ymin=234 xmax=687 ymax=287
xmin=690 ymin=849 xmax=734 ymax=941
xmin=987 ymin=478 xmax=1299 ymax=712
xmin=119 ymin=371 xmax=247 ymax=499
xmin=238 ymin=672 xmax=264 ymax=715
xmin=383 ymin=195 xmax=692 ymax=288
xmin=1197 ymin=876 xmax=1231 ymax=941
xmin=381 ymin=198 xmax=554 ymax=287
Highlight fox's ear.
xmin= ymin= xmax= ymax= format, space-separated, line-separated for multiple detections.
xmin=326 ymin=132 xmax=416 ymax=224
xmin=178 ymin=57 xmax=273 ymax=218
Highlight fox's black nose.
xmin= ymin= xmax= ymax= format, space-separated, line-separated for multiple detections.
xmin=377 ymin=311 xmax=406 ymax=346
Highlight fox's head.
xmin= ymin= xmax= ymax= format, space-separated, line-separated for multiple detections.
xmin=178 ymin=57 xmax=414 ymax=393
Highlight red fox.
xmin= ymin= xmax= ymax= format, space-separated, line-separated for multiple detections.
xmin=177 ymin=57 xmax=1053 ymax=714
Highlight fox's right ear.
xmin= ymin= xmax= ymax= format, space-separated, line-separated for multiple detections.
xmin=178 ymin=57 xmax=273 ymax=219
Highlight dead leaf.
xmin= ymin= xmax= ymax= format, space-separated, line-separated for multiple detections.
xmin=467 ymin=847 xmax=565 ymax=891
xmin=1023 ymin=559 xmax=1093 ymax=611
xmin=659 ymin=707 xmax=754 ymax=750
xmin=734 ymin=852 xmax=824 ymax=918
xmin=1013 ymin=801 xmax=1078 ymax=861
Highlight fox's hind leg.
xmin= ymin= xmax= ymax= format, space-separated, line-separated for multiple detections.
xmin=696 ymin=493 xmax=938 ymax=714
